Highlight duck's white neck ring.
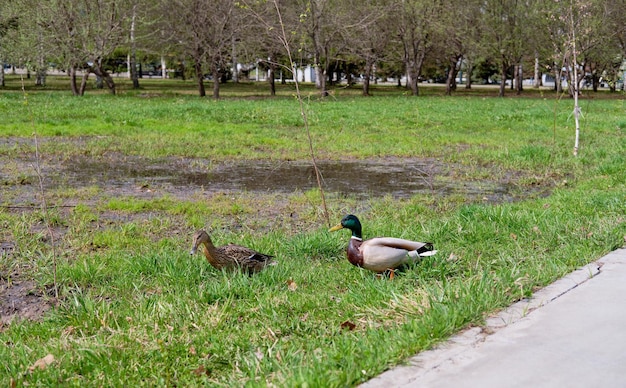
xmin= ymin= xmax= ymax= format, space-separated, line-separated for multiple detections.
xmin=351 ymin=236 xmax=363 ymax=241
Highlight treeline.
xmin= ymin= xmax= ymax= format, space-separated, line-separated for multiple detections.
xmin=0 ymin=0 xmax=624 ymax=97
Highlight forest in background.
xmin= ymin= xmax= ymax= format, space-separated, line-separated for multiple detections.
xmin=1 ymin=0 xmax=625 ymax=97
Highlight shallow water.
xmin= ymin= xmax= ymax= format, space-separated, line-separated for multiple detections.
xmin=60 ymin=157 xmax=512 ymax=201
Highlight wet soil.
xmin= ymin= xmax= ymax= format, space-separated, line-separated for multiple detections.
xmin=0 ymin=140 xmax=552 ymax=323
xmin=0 ymin=279 xmax=52 ymax=328
xmin=4 ymin=153 xmax=521 ymax=205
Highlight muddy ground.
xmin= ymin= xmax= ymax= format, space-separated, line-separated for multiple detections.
xmin=0 ymin=138 xmax=555 ymax=325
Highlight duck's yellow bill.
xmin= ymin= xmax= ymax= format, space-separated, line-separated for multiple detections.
xmin=329 ymin=223 xmax=344 ymax=232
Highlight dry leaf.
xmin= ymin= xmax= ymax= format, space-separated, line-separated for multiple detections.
xmin=29 ymin=354 xmax=54 ymax=372
xmin=192 ymin=365 xmax=207 ymax=376
xmin=510 ymin=233 xmax=517 ymax=241
xmin=287 ymin=279 xmax=297 ymax=291
xmin=340 ymin=320 xmax=356 ymax=331
xmin=189 ymin=346 xmax=197 ymax=356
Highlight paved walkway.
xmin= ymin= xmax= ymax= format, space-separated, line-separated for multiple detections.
xmin=362 ymin=248 xmax=626 ymax=388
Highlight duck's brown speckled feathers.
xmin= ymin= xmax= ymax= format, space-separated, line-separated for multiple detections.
xmin=190 ymin=230 xmax=274 ymax=274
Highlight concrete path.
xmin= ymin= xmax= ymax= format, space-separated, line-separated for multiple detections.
xmin=362 ymin=248 xmax=626 ymax=388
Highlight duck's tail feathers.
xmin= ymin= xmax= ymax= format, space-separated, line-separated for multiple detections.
xmin=408 ymin=242 xmax=437 ymax=258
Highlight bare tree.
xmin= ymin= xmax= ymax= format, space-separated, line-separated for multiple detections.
xmin=32 ymin=0 xmax=131 ymax=95
xmin=480 ymin=0 xmax=527 ymax=97
xmin=239 ymin=0 xmax=297 ymax=96
xmin=162 ymin=0 xmax=243 ymax=98
xmin=0 ymin=12 xmax=19 ymax=87
xmin=294 ymin=0 xmax=354 ymax=97
xmin=396 ymin=0 xmax=440 ymax=96
xmin=3 ymin=1 xmax=53 ymax=87
xmin=434 ymin=0 xmax=483 ymax=94
xmin=346 ymin=0 xmax=397 ymax=96
xmin=609 ymin=0 xmax=626 ymax=91
xmin=539 ymin=0 xmax=610 ymax=97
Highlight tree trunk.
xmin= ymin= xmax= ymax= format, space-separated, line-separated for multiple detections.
xmin=268 ymin=61 xmax=276 ymax=96
xmin=533 ymin=52 xmax=540 ymax=88
xmin=232 ymin=36 xmax=238 ymax=83
xmin=465 ymin=62 xmax=473 ymax=89
xmin=565 ymin=64 xmax=574 ymax=97
xmin=129 ymin=54 xmax=139 ymax=88
xmin=212 ymin=65 xmax=220 ymax=99
xmin=499 ymin=61 xmax=507 ymax=97
xmin=515 ymin=63 xmax=523 ymax=95
xmin=129 ymin=5 xmax=140 ymax=89
xmin=92 ymin=60 xmax=116 ymax=94
xmin=335 ymin=66 xmax=342 ymax=86
xmin=0 ymin=57 xmax=5 ymax=87
xmin=161 ymin=56 xmax=167 ymax=79
xmin=313 ymin=46 xmax=328 ymax=96
xmin=194 ymin=61 xmax=206 ymax=97
xmin=445 ymin=55 xmax=460 ymax=96
xmin=79 ymin=72 xmax=89 ymax=96
xmin=69 ymin=66 xmax=79 ymax=95
xmin=35 ymin=69 xmax=46 ymax=87
xmin=35 ymin=39 xmax=46 ymax=87
xmin=315 ymin=64 xmax=328 ymax=97
xmin=445 ymin=66 xmax=456 ymax=96
xmin=405 ymin=50 xmax=425 ymax=96
xmin=95 ymin=75 xmax=104 ymax=89
xmin=571 ymin=22 xmax=580 ymax=156
xmin=408 ymin=71 xmax=419 ymax=96
xmin=362 ymin=61 xmax=372 ymax=96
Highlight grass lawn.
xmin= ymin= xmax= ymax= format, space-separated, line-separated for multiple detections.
xmin=1 ymin=75 xmax=625 ymax=386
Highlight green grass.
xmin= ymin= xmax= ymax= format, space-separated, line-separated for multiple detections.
xmin=1 ymin=78 xmax=625 ymax=386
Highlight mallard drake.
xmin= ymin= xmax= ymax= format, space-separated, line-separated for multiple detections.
xmin=190 ymin=230 xmax=274 ymax=274
xmin=329 ymin=214 xmax=436 ymax=277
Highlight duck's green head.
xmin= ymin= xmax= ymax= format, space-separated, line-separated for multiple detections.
xmin=329 ymin=214 xmax=363 ymax=238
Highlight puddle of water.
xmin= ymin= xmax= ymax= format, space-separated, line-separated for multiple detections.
xmin=59 ymin=157 xmax=512 ymax=200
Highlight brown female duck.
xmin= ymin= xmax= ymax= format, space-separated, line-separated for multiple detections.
xmin=190 ymin=230 xmax=274 ymax=274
